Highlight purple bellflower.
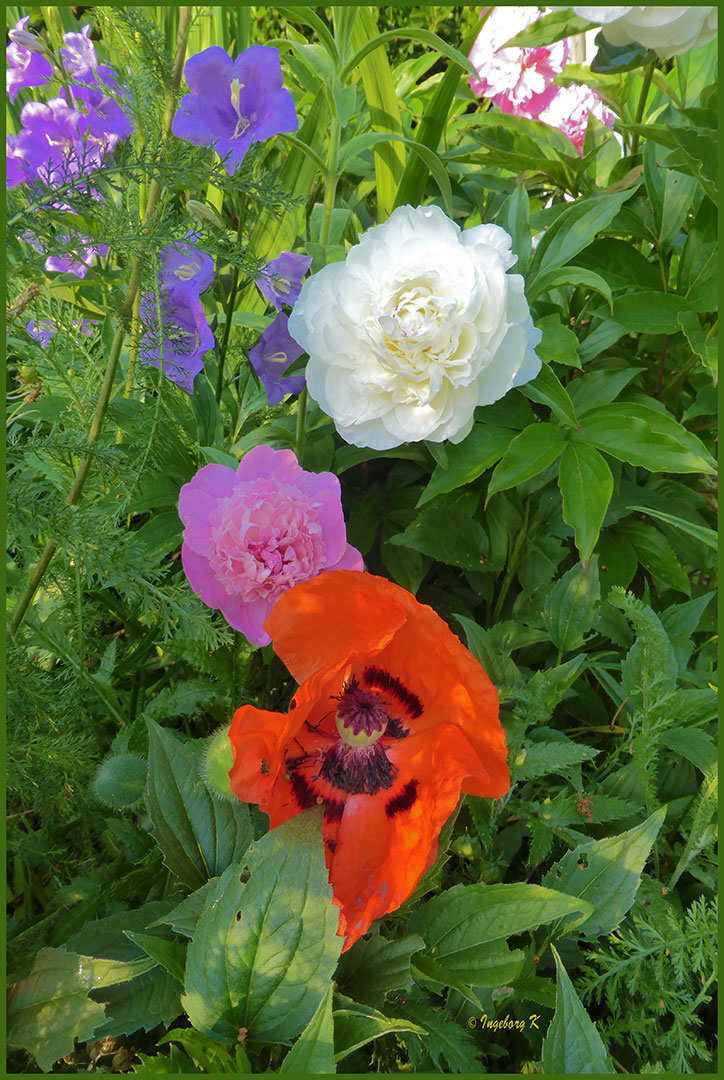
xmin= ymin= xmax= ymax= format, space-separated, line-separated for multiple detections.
xmin=139 ymin=292 xmax=215 ymax=394
xmin=61 ymin=25 xmax=120 ymax=92
xmin=139 ymin=240 xmax=216 ymax=393
xmin=7 ymin=17 xmax=53 ymax=103
xmin=256 ymin=250 xmax=313 ymax=312
xmin=27 ymin=317 xmax=96 ymax=347
xmin=171 ymin=45 xmax=298 ymax=174
xmin=159 ymin=241 xmax=215 ymax=307
xmin=73 ymin=85 xmax=134 ymax=147
xmin=249 ymin=312 xmax=306 ymax=406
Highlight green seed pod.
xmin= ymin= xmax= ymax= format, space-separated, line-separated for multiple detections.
xmin=91 ymin=753 xmax=147 ymax=810
xmin=200 ymin=724 xmax=236 ymax=802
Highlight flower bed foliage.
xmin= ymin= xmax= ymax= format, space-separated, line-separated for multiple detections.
xmin=6 ymin=4 xmax=718 ymax=1075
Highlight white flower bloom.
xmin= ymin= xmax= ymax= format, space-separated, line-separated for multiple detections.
xmin=573 ymin=6 xmax=717 ymax=58
xmin=288 ymin=205 xmax=542 ymax=450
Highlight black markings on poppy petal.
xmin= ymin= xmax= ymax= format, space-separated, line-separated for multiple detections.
xmin=385 ymin=715 xmax=410 ymax=740
xmin=385 ymin=779 xmax=419 ymax=819
xmin=289 ymin=700 xmax=297 ymax=710
xmin=363 ymin=666 xmax=423 ymax=719
xmin=289 ymin=770 xmax=317 ymax=810
xmin=327 ymin=838 xmax=337 ymax=852
xmin=324 ymin=799 xmax=345 ymax=822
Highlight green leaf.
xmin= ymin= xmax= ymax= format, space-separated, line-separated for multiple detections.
xmin=543 ymin=558 xmax=600 ymax=653
xmin=408 ymin=883 xmax=593 ymax=985
xmin=453 ymin=614 xmax=522 ymax=688
xmin=559 ymin=444 xmax=613 ymax=565
xmin=660 ymin=727 xmax=717 ymax=776
xmin=151 ymin=878 xmax=221 ymax=939
xmin=541 ymin=946 xmax=615 ymax=1074
xmin=618 ymin=519 xmax=692 ymax=595
xmin=409 ymin=952 xmax=485 ymax=1009
xmin=486 ymin=423 xmax=566 ymax=503
xmin=625 ymin=504 xmax=717 ymax=550
xmin=592 ymin=289 xmax=694 ymax=334
xmin=339 ymin=130 xmax=452 ymax=217
xmin=496 ymin=181 xmax=531 ymax=276
xmin=504 ymin=9 xmax=595 ymax=47
xmin=280 ymin=983 xmax=335 ymax=1074
xmin=91 ymin=966 xmax=182 ymax=1039
xmin=535 ymin=313 xmax=581 ymax=369
xmin=124 ymin=932 xmax=187 ymax=984
xmin=7 ymin=948 xmax=155 ymax=1071
xmin=336 ymin=932 xmax=424 ymax=1007
xmin=417 ymin=425 xmax=513 ymax=506
xmin=572 ymin=237 xmax=661 ymax=293
xmin=387 ymin=506 xmax=488 ymax=573
xmin=567 ymin=367 xmax=645 ymax=414
xmin=342 ymin=26 xmax=477 ymax=84
xmin=516 ymin=738 xmax=598 ymax=783
xmin=182 ymin=809 xmax=342 ymax=1044
xmin=643 ymin=141 xmax=699 ymax=252
xmin=528 ymin=189 xmax=636 ymax=284
xmin=521 ymin=362 xmax=580 ymax=429
xmin=332 ymin=995 xmax=426 ymax=1062
xmin=349 ymin=10 xmax=405 ymax=219
xmin=190 ymin=372 xmax=223 ymax=447
xmin=146 ymin=720 xmax=253 ymax=890
xmin=611 ymin=588 xmax=678 ymax=707
xmin=528 ymin=265 xmax=613 ymax=310
xmin=543 ymin=807 xmax=667 ymax=939
xmin=577 ymin=402 xmax=716 ymax=473
xmin=590 ymin=33 xmax=654 ymax=74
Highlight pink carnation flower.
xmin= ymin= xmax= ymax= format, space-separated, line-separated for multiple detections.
xmin=538 ymin=82 xmax=615 ymax=154
xmin=469 ymin=6 xmax=569 ymax=119
xmin=179 ymin=445 xmax=363 ymax=645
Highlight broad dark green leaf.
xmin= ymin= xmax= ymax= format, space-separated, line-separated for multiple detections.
xmin=541 ymin=946 xmax=614 ymax=1073
xmin=280 ymin=983 xmax=335 ymax=1074
xmin=528 ymin=265 xmax=613 ymax=309
xmin=418 ymin=425 xmax=513 ymax=506
xmin=643 ymin=141 xmax=699 ymax=251
xmin=124 ymin=932 xmax=187 ymax=984
xmin=7 ymin=948 xmax=155 ymax=1071
xmin=592 ymin=289 xmax=693 ymax=334
xmin=660 ymin=727 xmax=717 ymax=776
xmin=521 ymin=363 xmax=580 ymax=428
xmin=590 ymin=32 xmax=654 ymax=73
xmin=625 ymin=504 xmax=717 ymax=550
xmin=543 ymin=807 xmax=666 ymax=938
xmin=408 ymin=883 xmax=592 ymax=984
xmin=543 ymin=558 xmax=601 ymax=652
xmin=91 ymin=965 xmax=182 ymax=1039
xmin=559 ymin=444 xmax=613 ymax=564
xmin=577 ymin=402 xmax=716 ymax=473
xmin=496 ymin=181 xmax=531 ymax=276
xmin=535 ymin=313 xmax=581 ymax=368
xmin=146 ymin=720 xmax=253 ymax=890
xmin=336 ymin=932 xmax=424 ymax=1007
xmin=567 ymin=367 xmax=644 ymax=415
xmin=333 ymin=995 xmax=426 ymax=1062
xmin=182 ymin=809 xmax=342 ymax=1044
xmin=618 ymin=519 xmax=692 ymax=595
xmin=409 ymin=951 xmax=485 ymax=1009
xmin=151 ymin=879 xmax=221 ymax=939
xmin=529 ymin=189 xmax=636 ymax=284
xmin=572 ymin=237 xmax=661 ymax=293
xmin=487 ymin=423 xmax=567 ymax=503
xmin=387 ymin=506 xmax=488 ymax=573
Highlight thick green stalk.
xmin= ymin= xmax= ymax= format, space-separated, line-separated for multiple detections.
xmin=215 ymin=200 xmax=248 ymax=403
xmin=10 ymin=8 xmax=193 ymax=635
xmin=630 ymin=60 xmax=656 ymax=156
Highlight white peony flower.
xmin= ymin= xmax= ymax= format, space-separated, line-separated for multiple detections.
xmin=287 ymin=205 xmax=542 ymax=450
xmin=573 ymin=6 xmax=717 ymax=58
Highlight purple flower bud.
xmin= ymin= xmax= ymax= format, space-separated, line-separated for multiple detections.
xmin=171 ymin=45 xmax=298 ymax=174
xmin=61 ymin=25 xmax=120 ymax=93
xmin=256 ymin=250 xmax=313 ymax=312
xmin=6 ymin=17 xmax=53 ymax=104
xmin=249 ymin=312 xmax=306 ymax=406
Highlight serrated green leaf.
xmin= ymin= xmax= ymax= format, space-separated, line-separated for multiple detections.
xmin=487 ymin=423 xmax=566 ymax=503
xmin=559 ymin=443 xmax=613 ymax=565
xmin=542 ymin=807 xmax=666 ymax=939
xmin=280 ymin=982 xmax=335 ymax=1074
xmin=182 ymin=809 xmax=342 ymax=1044
xmin=7 ymin=948 xmax=155 ymax=1071
xmin=541 ymin=946 xmax=614 ymax=1074
xmin=516 ymin=738 xmax=599 ymax=783
xmin=124 ymin=932 xmax=187 ymax=984
xmin=146 ymin=720 xmax=253 ymax=890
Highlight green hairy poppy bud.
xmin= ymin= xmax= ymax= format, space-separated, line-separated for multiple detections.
xmin=200 ymin=724 xmax=236 ymax=801
xmin=91 ymin=753 xmax=147 ymax=809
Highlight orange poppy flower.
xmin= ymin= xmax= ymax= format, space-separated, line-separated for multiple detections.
xmin=228 ymin=570 xmax=510 ymax=950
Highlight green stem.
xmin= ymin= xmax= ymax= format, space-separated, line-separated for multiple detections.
xmin=216 ymin=200 xmax=248 ymax=404
xmin=319 ymin=101 xmax=341 ymax=247
xmin=10 ymin=7 xmax=193 ymax=636
xmin=295 ymin=387 xmax=309 ymax=465
xmin=630 ymin=61 xmax=656 ymax=156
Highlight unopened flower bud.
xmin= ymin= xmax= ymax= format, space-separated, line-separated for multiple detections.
xmin=186 ymin=199 xmax=224 ymax=229
xmin=8 ymin=28 xmax=49 ymax=53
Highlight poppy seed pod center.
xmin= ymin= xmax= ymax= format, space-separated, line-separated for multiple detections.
xmin=335 ymin=687 xmax=388 ymax=747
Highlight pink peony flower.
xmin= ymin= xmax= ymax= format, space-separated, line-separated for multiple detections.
xmin=178 ymin=445 xmax=363 ymax=645
xmin=538 ymin=82 xmax=615 ymax=154
xmin=469 ymin=6 xmax=569 ymax=119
